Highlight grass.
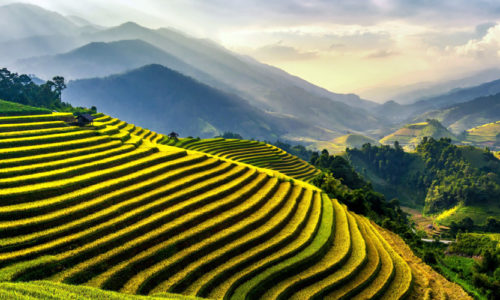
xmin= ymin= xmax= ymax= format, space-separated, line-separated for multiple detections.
xmin=162 ymin=138 xmax=320 ymax=182
xmin=0 ymin=158 xmax=224 ymax=251
xmin=0 ymin=135 xmax=111 ymax=159
xmin=262 ymin=198 xmax=351 ymax=300
xmin=205 ymin=189 xmax=320 ymax=300
xmin=324 ymin=215 xmax=381 ymax=299
xmin=121 ymin=175 xmax=280 ymax=294
xmin=193 ymin=185 xmax=308 ymax=298
xmin=0 ymin=160 xmax=237 ymax=264
xmin=351 ymin=220 xmax=394 ymax=299
xmin=374 ymin=230 xmax=412 ymax=299
xmin=0 ymin=125 xmax=83 ymax=139
xmin=230 ymin=193 xmax=334 ymax=300
xmin=0 ymin=121 xmax=68 ymax=132
xmin=179 ymin=184 xmax=303 ymax=296
xmin=0 ymin=149 xmax=166 ymax=205
xmin=50 ymin=167 xmax=255 ymax=283
xmin=0 ymin=146 xmax=152 ymax=188
xmin=282 ymin=210 xmax=366 ymax=300
xmin=0 ymin=112 xmax=73 ymax=124
xmin=437 ymin=256 xmax=485 ymax=300
xmin=0 ymin=281 xmax=205 ymax=300
xmin=435 ymin=202 xmax=500 ymax=226
xmin=0 ymin=112 xmax=438 ymax=300
xmin=0 ymin=99 xmax=51 ymax=116
xmin=0 ymin=144 xmax=135 ymax=178
xmin=0 ymin=140 xmax=123 ymax=168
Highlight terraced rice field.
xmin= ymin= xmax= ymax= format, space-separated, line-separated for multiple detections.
xmin=464 ymin=121 xmax=500 ymax=150
xmin=0 ymin=112 xmax=419 ymax=299
xmin=162 ymin=138 xmax=320 ymax=182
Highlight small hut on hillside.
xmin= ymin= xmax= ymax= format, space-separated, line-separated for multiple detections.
xmin=75 ymin=114 xmax=95 ymax=126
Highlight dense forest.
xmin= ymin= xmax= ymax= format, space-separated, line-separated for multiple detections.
xmin=0 ymin=68 xmax=94 ymax=113
xmin=347 ymin=138 xmax=500 ymax=218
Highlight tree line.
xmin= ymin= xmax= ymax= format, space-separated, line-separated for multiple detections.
xmin=0 ymin=68 xmax=95 ymax=113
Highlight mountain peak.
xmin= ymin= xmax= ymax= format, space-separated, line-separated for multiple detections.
xmin=116 ymin=21 xmax=147 ymax=30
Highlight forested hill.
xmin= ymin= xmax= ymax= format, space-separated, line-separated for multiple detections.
xmin=347 ymin=138 xmax=500 ymax=226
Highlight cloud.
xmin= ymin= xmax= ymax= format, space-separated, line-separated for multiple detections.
xmin=364 ymin=49 xmax=398 ymax=59
xmin=251 ymin=44 xmax=317 ymax=61
xmin=455 ymin=24 xmax=500 ymax=59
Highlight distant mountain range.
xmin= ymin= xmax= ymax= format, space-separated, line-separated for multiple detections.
xmin=15 ymin=39 xmax=221 ymax=87
xmin=2 ymin=3 xmax=500 ymax=147
xmin=2 ymin=3 xmax=384 ymax=142
xmin=415 ymin=93 xmax=500 ymax=134
xmin=376 ymin=78 xmax=500 ymax=125
xmin=360 ymin=68 xmax=500 ymax=104
xmin=64 ymin=64 xmax=326 ymax=140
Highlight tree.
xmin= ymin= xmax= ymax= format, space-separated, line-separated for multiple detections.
xmin=168 ymin=131 xmax=179 ymax=142
xmin=485 ymin=217 xmax=500 ymax=232
xmin=459 ymin=217 xmax=474 ymax=232
xmin=52 ymin=76 xmax=66 ymax=100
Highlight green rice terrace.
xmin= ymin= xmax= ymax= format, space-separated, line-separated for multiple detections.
xmin=162 ymin=137 xmax=320 ymax=182
xmin=0 ymin=111 xmax=467 ymax=299
xmin=0 ymin=100 xmax=51 ymax=117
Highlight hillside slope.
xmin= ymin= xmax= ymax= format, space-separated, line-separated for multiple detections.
xmin=346 ymin=138 xmax=500 ymax=226
xmin=162 ymin=137 xmax=320 ymax=182
xmin=313 ymin=134 xmax=380 ymax=153
xmin=15 ymin=40 xmax=218 ymax=87
xmin=376 ymin=77 xmax=500 ymax=123
xmin=64 ymin=64 xmax=322 ymax=141
xmin=0 ymin=109 xmax=455 ymax=299
xmin=380 ymin=119 xmax=457 ymax=150
xmin=0 ymin=99 xmax=51 ymax=116
xmin=464 ymin=121 xmax=500 ymax=150
xmin=0 ymin=281 xmax=202 ymax=300
xmin=415 ymin=93 xmax=500 ymax=134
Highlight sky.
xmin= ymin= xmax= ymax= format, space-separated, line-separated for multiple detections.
xmin=2 ymin=0 xmax=500 ymax=101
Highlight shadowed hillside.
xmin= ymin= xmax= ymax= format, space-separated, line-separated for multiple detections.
xmin=63 ymin=64 xmax=325 ymax=141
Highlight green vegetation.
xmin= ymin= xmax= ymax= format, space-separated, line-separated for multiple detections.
xmin=0 ymin=111 xmax=420 ymax=299
xmin=422 ymin=233 xmax=500 ymax=300
xmin=0 ymin=68 xmax=94 ymax=113
xmin=463 ymin=121 xmax=500 ymax=150
xmin=309 ymin=148 xmax=409 ymax=234
xmin=346 ymin=137 xmax=500 ymax=298
xmin=0 ymin=99 xmax=51 ymax=116
xmin=162 ymin=137 xmax=320 ymax=182
xmin=379 ymin=119 xmax=457 ymax=151
xmin=271 ymin=140 xmax=316 ymax=162
xmin=0 ymin=280 xmax=204 ymax=299
xmin=313 ymin=134 xmax=379 ymax=154
xmin=347 ymin=138 xmax=500 ymax=225
xmin=416 ymin=92 xmax=500 ymax=135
